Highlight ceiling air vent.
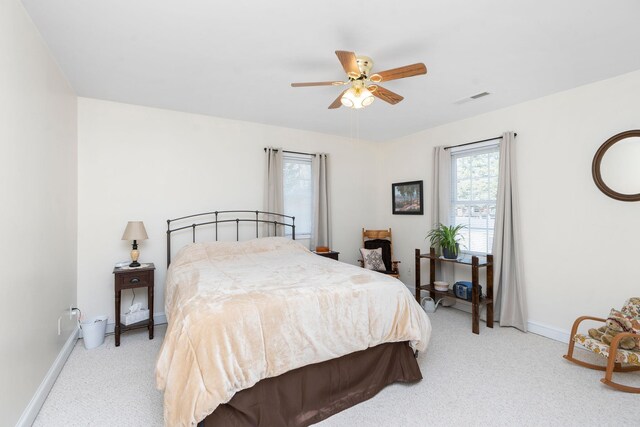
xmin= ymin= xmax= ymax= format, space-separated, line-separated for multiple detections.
xmin=454 ymin=91 xmax=491 ymax=105
xmin=470 ymin=91 xmax=490 ymax=99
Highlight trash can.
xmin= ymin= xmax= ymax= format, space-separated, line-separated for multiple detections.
xmin=81 ymin=315 xmax=108 ymax=350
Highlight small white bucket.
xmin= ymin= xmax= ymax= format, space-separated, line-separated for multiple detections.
xmin=81 ymin=315 xmax=108 ymax=349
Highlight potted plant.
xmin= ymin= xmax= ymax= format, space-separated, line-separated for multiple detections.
xmin=426 ymin=223 xmax=466 ymax=259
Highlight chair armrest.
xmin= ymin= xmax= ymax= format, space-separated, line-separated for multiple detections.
xmin=573 ymin=315 xmax=607 ymax=324
xmin=604 ymin=331 xmax=640 ymax=373
xmin=609 ymin=332 xmax=640 ymax=349
xmin=569 ymin=316 xmax=606 ymax=340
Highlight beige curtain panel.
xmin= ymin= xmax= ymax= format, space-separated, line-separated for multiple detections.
xmin=311 ymin=153 xmax=331 ymax=249
xmin=263 ymin=147 xmax=284 ymax=236
xmin=431 ymin=146 xmax=454 ymax=286
xmin=492 ymin=131 xmax=528 ymax=331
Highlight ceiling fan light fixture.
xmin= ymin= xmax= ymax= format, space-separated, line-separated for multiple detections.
xmin=340 ymin=93 xmax=354 ymax=108
xmin=341 ymin=86 xmax=374 ymax=109
xmin=361 ymin=89 xmax=375 ymax=107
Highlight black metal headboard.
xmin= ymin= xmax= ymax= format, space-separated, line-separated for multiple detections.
xmin=166 ymin=210 xmax=295 ymax=266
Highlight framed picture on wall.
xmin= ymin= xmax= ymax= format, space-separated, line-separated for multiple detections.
xmin=392 ymin=180 xmax=424 ymax=215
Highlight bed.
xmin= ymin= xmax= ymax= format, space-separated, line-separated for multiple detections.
xmin=156 ymin=211 xmax=431 ymax=426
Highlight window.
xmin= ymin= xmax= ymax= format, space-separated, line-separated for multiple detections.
xmin=283 ymin=154 xmax=313 ymax=237
xmin=450 ymin=144 xmax=500 ymax=254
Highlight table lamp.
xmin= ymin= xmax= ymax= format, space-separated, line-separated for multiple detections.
xmin=121 ymin=221 xmax=148 ymax=267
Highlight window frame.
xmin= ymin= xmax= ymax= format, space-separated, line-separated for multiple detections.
xmin=449 ymin=142 xmax=500 ymax=256
xmin=282 ymin=153 xmax=314 ymax=239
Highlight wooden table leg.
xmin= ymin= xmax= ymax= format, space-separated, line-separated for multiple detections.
xmin=486 ymin=254 xmax=494 ymax=328
xmin=429 ymin=247 xmax=436 ymax=300
xmin=414 ymin=249 xmax=421 ymax=303
xmin=472 ymin=307 xmax=479 ymax=334
xmin=115 ymin=290 xmax=121 ymax=347
xmin=486 ymin=303 xmax=494 ymax=328
xmin=472 ymin=256 xmax=479 ymax=334
xmin=148 ymin=275 xmax=154 ymax=340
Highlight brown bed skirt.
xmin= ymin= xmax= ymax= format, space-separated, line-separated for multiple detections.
xmin=199 ymin=341 xmax=422 ymax=427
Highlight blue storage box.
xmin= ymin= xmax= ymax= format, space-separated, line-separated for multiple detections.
xmin=453 ymin=281 xmax=481 ymax=301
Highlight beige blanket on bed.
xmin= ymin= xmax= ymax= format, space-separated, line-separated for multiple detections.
xmin=156 ymin=237 xmax=431 ymax=426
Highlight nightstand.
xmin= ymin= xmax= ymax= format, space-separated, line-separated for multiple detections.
xmin=313 ymin=250 xmax=340 ymax=261
xmin=112 ymin=263 xmax=155 ymax=347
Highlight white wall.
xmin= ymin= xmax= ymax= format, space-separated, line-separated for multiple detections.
xmin=77 ymin=98 xmax=378 ymax=325
xmin=375 ymin=69 xmax=640 ymax=338
xmin=0 ymin=1 xmax=78 ymax=425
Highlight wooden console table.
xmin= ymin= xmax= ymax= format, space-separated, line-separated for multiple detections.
xmin=415 ymin=247 xmax=493 ymax=334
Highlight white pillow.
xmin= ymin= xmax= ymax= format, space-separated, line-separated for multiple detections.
xmin=360 ymin=247 xmax=385 ymax=271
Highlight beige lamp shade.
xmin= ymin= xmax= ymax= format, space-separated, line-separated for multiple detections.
xmin=121 ymin=221 xmax=148 ymax=241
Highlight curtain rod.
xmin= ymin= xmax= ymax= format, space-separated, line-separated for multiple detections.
xmin=444 ymin=133 xmax=517 ymax=150
xmin=263 ymin=148 xmax=317 ymax=157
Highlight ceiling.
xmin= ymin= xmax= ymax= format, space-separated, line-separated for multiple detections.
xmin=21 ymin=0 xmax=640 ymax=142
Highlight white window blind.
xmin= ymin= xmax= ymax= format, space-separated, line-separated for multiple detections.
xmin=450 ymin=144 xmax=500 ymax=254
xmin=283 ymin=153 xmax=313 ymax=237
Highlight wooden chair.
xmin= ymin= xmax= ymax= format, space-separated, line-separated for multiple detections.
xmin=358 ymin=228 xmax=400 ymax=279
xmin=563 ymin=299 xmax=640 ymax=393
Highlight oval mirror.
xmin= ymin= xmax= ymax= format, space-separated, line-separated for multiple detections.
xmin=592 ymin=130 xmax=640 ymax=202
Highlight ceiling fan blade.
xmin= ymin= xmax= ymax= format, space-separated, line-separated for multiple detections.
xmin=370 ymin=85 xmax=404 ymax=105
xmin=328 ymin=89 xmax=348 ymax=109
xmin=291 ymin=81 xmax=347 ymax=87
xmin=369 ymin=63 xmax=427 ymax=83
xmin=335 ymin=50 xmax=361 ymax=79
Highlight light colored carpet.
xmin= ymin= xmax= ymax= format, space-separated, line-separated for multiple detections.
xmin=34 ymin=308 xmax=634 ymax=426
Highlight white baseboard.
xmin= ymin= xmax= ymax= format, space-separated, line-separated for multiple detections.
xmin=16 ymin=327 xmax=79 ymax=427
xmin=79 ymin=312 xmax=167 ymax=337
xmin=527 ymin=320 xmax=570 ymax=344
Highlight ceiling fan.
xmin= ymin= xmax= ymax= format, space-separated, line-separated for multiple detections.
xmin=291 ymin=50 xmax=427 ymax=110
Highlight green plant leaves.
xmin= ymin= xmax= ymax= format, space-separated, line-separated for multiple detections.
xmin=425 ymin=223 xmax=466 ymax=253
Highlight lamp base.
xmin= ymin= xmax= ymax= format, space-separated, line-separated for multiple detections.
xmin=130 ymin=246 xmax=140 ymax=268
